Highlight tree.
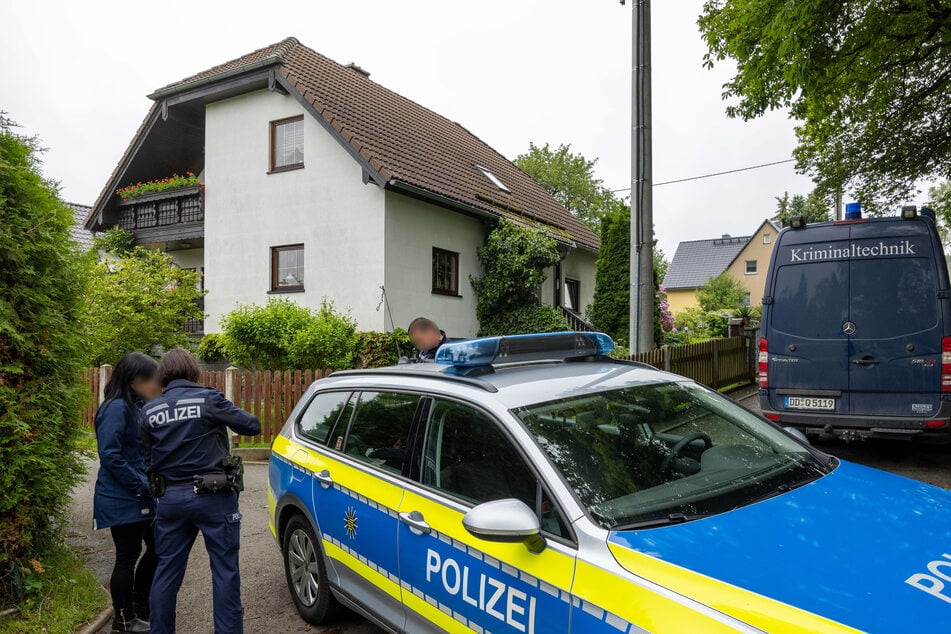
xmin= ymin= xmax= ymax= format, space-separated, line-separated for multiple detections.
xmin=773 ymin=190 xmax=831 ymax=226
xmin=699 ymin=1 xmax=951 ymax=209
xmin=927 ymin=181 xmax=951 ymax=248
xmin=588 ymin=202 xmax=630 ymax=344
xmin=515 ymin=143 xmax=616 ymax=232
xmin=470 ymin=220 xmax=568 ymax=336
xmin=588 ymin=201 xmax=671 ymax=347
xmin=220 ymin=299 xmax=357 ymax=370
xmin=696 ymin=272 xmax=747 ymax=312
xmin=0 ymin=116 xmax=87 ymax=575
xmin=84 ymin=246 xmax=204 ymax=365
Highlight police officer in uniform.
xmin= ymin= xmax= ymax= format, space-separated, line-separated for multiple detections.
xmin=407 ymin=317 xmax=448 ymax=362
xmin=141 ymin=348 xmax=261 ymax=634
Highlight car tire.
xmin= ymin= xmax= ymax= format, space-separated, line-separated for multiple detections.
xmin=282 ymin=514 xmax=340 ymax=624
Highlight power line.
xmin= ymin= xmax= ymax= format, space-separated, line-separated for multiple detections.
xmin=611 ymin=158 xmax=796 ymax=193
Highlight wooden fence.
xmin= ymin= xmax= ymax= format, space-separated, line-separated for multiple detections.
xmin=628 ymin=336 xmax=753 ymax=390
xmin=82 ymin=337 xmax=753 ymax=444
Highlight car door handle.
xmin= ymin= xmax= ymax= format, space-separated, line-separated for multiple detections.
xmin=315 ymin=469 xmax=333 ymax=488
xmin=399 ymin=510 xmax=431 ymax=535
xmin=852 ymin=358 xmax=881 ymax=365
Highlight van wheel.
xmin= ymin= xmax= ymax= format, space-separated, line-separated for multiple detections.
xmin=282 ymin=515 xmax=339 ymax=624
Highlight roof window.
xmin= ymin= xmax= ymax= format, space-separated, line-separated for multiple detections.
xmin=476 ymin=165 xmax=510 ymax=193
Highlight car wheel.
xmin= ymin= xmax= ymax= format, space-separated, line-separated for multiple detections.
xmin=282 ymin=514 xmax=339 ymax=624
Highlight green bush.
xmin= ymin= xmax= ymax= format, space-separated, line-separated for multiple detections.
xmin=354 ymin=329 xmax=412 ymax=368
xmin=83 ymin=247 xmax=204 ymax=365
xmin=697 ymin=272 xmax=746 ymax=312
xmin=290 ymin=301 xmax=358 ymax=370
xmin=0 ymin=116 xmax=87 ymax=582
xmin=196 ymin=333 xmax=227 ymax=363
xmin=220 ymin=298 xmax=357 ymax=370
xmin=471 ymin=220 xmax=568 ymax=336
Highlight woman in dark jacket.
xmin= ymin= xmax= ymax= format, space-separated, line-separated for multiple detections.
xmin=94 ymin=352 xmax=163 ymax=633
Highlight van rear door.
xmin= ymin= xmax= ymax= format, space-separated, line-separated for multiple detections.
xmin=766 ymin=231 xmax=851 ymax=415
xmin=847 ymin=222 xmax=943 ymax=418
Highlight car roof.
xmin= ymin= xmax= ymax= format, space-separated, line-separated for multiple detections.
xmin=330 ymin=359 xmax=683 ymax=409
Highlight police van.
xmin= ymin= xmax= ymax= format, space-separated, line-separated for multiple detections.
xmin=758 ymin=203 xmax=951 ymax=441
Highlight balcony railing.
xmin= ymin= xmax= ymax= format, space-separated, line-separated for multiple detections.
xmin=117 ymin=185 xmax=203 ymax=230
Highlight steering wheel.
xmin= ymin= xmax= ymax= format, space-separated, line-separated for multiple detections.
xmin=659 ymin=432 xmax=713 ymax=477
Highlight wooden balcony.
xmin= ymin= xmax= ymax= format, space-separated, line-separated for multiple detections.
xmin=117 ymin=185 xmax=204 ymax=244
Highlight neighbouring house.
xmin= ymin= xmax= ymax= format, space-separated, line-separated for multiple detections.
xmin=68 ymin=203 xmax=95 ymax=251
xmin=84 ymin=37 xmax=599 ymax=337
xmin=663 ymin=219 xmax=780 ymax=315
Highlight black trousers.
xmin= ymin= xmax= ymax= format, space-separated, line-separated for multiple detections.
xmin=109 ymin=520 xmax=158 ymax=618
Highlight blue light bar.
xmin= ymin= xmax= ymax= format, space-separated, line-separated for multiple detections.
xmin=435 ymin=331 xmax=615 ymax=368
xmin=845 ymin=202 xmax=862 ymax=220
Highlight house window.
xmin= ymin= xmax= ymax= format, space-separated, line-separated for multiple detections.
xmin=564 ymin=278 xmax=580 ymax=312
xmin=271 ymin=245 xmax=304 ymax=292
xmin=270 ymin=116 xmax=304 ymax=172
xmin=432 ymin=248 xmax=459 ymax=296
xmin=745 ymin=260 xmax=758 ymax=274
xmin=763 ymin=233 xmax=771 ymax=244
xmin=745 ymin=292 xmax=752 ymax=306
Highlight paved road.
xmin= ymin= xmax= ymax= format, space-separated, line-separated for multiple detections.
xmin=69 ymin=395 xmax=949 ymax=633
xmin=68 ymin=458 xmax=382 ymax=634
xmin=737 ymin=393 xmax=951 ymax=489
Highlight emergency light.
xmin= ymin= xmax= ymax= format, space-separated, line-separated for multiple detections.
xmin=435 ymin=331 xmax=615 ymax=368
xmin=844 ymin=202 xmax=862 ymax=220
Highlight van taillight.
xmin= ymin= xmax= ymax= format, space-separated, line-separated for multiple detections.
xmin=758 ymin=338 xmax=769 ymax=388
xmin=942 ymin=337 xmax=951 ymax=393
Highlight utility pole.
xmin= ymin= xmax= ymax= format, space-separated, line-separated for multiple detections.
xmin=629 ymin=0 xmax=655 ymax=353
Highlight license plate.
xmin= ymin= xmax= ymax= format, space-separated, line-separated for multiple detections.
xmin=784 ymin=396 xmax=835 ymax=411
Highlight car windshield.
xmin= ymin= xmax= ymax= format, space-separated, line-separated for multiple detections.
xmin=513 ymin=381 xmax=830 ymax=529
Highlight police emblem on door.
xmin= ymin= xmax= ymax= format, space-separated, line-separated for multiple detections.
xmin=344 ymin=507 xmax=358 ymax=539
xmin=843 ymin=321 xmax=856 ymax=335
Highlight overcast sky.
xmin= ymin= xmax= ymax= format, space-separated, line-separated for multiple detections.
xmin=1 ymin=0 xmax=817 ymax=256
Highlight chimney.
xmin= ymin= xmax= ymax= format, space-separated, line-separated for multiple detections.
xmin=346 ymin=62 xmax=370 ymax=79
xmin=721 ymin=234 xmax=731 ymax=239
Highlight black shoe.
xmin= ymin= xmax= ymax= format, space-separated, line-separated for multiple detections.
xmin=112 ymin=613 xmax=150 ymax=633
xmin=133 ymin=593 xmax=150 ymax=622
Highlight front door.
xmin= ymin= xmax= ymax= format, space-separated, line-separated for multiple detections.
xmin=311 ymin=391 xmax=425 ymax=632
xmin=397 ymin=398 xmax=575 ymax=634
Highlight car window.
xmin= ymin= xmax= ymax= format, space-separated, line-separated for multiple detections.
xmin=341 ymin=392 xmax=422 ymax=475
xmin=514 ymin=382 xmax=828 ymax=530
xmin=422 ymin=399 xmax=569 ymax=538
xmin=298 ymin=391 xmax=352 ymax=445
xmin=850 ymin=257 xmax=938 ymax=337
xmin=771 ymin=261 xmax=849 ymax=338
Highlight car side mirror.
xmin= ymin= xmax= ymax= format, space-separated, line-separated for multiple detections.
xmin=462 ymin=499 xmax=546 ymax=554
xmin=784 ymin=426 xmax=811 ymax=445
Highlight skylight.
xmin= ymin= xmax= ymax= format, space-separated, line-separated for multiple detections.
xmin=476 ymin=165 xmax=511 ymax=193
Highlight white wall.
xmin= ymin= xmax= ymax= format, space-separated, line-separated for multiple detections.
xmin=539 ymin=248 xmax=599 ymax=317
xmin=383 ymin=193 xmax=486 ymax=338
xmin=203 ymin=90 xmax=386 ymax=332
xmin=168 ymin=248 xmax=204 ymax=272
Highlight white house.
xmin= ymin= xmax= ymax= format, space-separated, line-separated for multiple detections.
xmin=85 ymin=37 xmax=599 ymax=337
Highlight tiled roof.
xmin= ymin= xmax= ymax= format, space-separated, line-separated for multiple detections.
xmin=663 ymin=234 xmax=751 ymax=290
xmin=68 ymin=203 xmax=95 ymax=250
xmin=143 ymin=37 xmax=599 ymax=250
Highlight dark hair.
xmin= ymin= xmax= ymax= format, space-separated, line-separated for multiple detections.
xmin=101 ymin=352 xmax=158 ymax=413
xmin=158 ymin=347 xmax=201 ymax=386
xmin=408 ymin=317 xmax=439 ymax=333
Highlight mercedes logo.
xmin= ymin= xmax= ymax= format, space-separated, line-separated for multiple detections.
xmin=843 ymin=321 xmax=856 ymax=335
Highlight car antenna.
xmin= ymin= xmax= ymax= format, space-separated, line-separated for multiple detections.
xmin=376 ymin=285 xmax=403 ymax=359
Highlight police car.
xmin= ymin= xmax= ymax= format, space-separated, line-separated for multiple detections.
xmin=268 ymin=332 xmax=951 ymax=633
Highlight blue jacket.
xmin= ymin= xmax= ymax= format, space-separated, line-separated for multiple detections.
xmin=140 ymin=380 xmax=261 ymax=480
xmin=93 ymin=397 xmax=155 ymax=530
